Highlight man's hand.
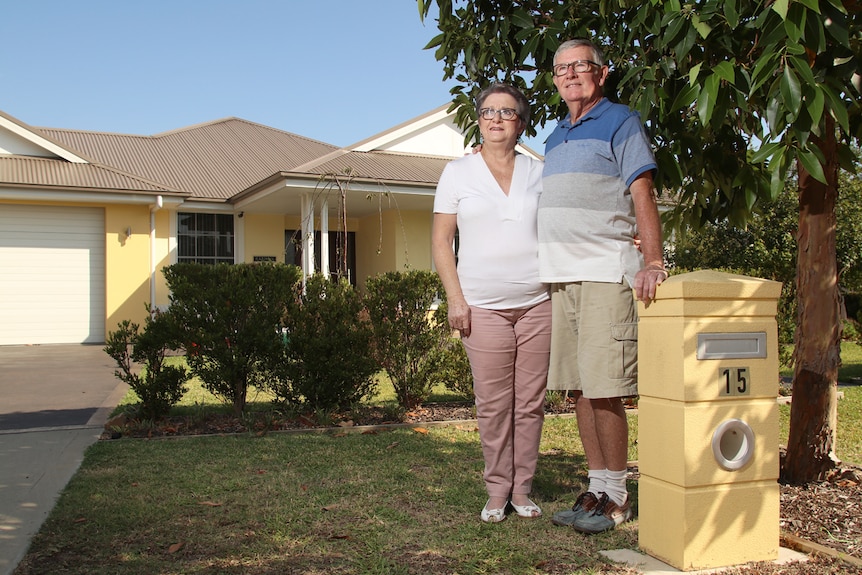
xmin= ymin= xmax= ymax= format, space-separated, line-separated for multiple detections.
xmin=634 ymin=265 xmax=668 ymax=305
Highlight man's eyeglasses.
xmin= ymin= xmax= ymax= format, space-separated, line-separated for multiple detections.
xmin=478 ymin=107 xmax=519 ymax=121
xmin=552 ymin=60 xmax=600 ymax=77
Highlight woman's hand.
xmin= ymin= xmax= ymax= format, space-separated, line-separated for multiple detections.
xmin=448 ymin=298 xmax=472 ymax=338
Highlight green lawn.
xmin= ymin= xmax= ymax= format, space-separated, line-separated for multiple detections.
xmin=839 ymin=340 xmax=862 ymax=382
xmin=18 ymin=387 xmax=861 ymax=574
xmin=778 ymin=341 xmax=862 ymax=465
xmin=16 ymin=343 xmax=859 ymax=574
xmin=780 ymin=340 xmax=862 ymax=381
xmin=16 ymin=417 xmax=637 ymax=575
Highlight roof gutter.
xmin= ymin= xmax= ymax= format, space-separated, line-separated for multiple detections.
xmin=0 ymin=187 xmax=185 ymax=205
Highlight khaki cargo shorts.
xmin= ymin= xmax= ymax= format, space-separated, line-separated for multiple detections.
xmin=548 ymin=281 xmax=638 ymax=398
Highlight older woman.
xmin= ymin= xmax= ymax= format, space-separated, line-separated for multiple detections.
xmin=432 ymin=83 xmax=551 ymax=522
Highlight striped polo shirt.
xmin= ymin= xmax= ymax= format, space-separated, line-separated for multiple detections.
xmin=538 ymin=97 xmax=657 ymax=287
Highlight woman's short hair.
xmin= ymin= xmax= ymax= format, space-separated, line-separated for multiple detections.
xmin=475 ymin=83 xmax=531 ymax=125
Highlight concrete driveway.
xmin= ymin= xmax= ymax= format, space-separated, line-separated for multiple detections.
xmin=0 ymin=344 xmax=128 ymax=575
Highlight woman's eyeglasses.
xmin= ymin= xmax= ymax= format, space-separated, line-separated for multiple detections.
xmin=478 ymin=108 xmax=519 ymax=121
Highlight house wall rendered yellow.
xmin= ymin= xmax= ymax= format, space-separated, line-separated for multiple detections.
xmin=152 ymin=208 xmax=172 ymax=311
xmin=395 ymin=210 xmax=433 ymax=271
xmin=243 ymin=213 xmax=287 ymax=263
xmin=104 ymin=204 xmax=152 ymax=333
xmin=357 ymin=212 xmax=392 ymax=284
xmin=355 ymin=209 xmax=433 ymax=287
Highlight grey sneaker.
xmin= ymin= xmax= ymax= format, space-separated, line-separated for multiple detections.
xmin=551 ymin=491 xmax=600 ymax=527
xmin=572 ymin=492 xmax=633 ymax=534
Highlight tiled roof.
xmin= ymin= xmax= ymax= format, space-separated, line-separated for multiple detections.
xmin=37 ymin=118 xmax=340 ymax=200
xmin=0 ymin=155 xmax=177 ymax=194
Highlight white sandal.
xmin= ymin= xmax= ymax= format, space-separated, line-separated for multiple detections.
xmin=481 ymin=499 xmax=507 ymax=523
xmin=510 ymin=498 xmax=542 ymax=518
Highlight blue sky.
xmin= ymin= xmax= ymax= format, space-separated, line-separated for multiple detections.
xmin=2 ymin=0 xmax=551 ymax=151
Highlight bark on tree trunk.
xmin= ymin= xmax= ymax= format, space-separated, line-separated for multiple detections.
xmin=782 ymin=118 xmax=842 ymax=484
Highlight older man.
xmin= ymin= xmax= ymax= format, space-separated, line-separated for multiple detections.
xmin=540 ymin=38 xmax=667 ymax=534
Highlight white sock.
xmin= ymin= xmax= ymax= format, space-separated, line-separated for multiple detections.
xmin=604 ymin=469 xmax=628 ymax=506
xmin=587 ymin=469 xmax=607 ymax=495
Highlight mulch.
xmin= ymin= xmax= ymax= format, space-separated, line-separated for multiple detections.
xmin=103 ymin=400 xmax=862 ymax=574
xmin=779 ymin=465 xmax=862 ymax=559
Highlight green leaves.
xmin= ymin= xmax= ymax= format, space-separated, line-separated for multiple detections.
xmin=690 ymin=12 xmax=712 ymax=39
xmin=712 ymin=61 xmax=735 ymax=83
xmin=798 ymin=145 xmax=827 ymax=184
xmin=419 ymin=0 xmax=861 ymax=228
xmin=780 ymin=63 xmax=802 ymax=122
xmin=509 ymin=8 xmax=534 ymax=28
xmin=784 ymin=2 xmax=807 ymax=42
xmin=697 ymin=73 xmax=720 ymax=126
xmin=282 ymin=274 xmax=378 ymax=411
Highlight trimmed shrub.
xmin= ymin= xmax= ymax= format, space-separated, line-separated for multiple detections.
xmin=104 ymin=307 xmax=190 ymax=420
xmin=435 ymin=331 xmax=474 ymax=399
xmin=365 ymin=270 xmax=469 ymax=408
xmin=164 ymin=262 xmax=301 ymax=415
xmin=277 ymin=274 xmax=378 ymax=411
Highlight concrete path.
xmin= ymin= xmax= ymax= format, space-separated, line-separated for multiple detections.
xmin=0 ymin=344 xmax=127 ymax=575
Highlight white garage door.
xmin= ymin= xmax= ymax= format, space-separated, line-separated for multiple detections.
xmin=0 ymin=205 xmax=106 ymax=345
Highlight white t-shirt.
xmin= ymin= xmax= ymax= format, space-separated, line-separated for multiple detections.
xmin=433 ymin=152 xmax=548 ymax=310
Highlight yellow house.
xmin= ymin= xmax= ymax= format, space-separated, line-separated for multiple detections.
xmin=0 ymin=107 xmax=541 ymax=346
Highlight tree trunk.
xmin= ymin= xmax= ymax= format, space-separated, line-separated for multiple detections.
xmin=782 ymin=118 xmax=842 ymax=484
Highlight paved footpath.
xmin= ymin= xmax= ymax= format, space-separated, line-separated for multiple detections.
xmin=0 ymin=344 xmax=127 ymax=575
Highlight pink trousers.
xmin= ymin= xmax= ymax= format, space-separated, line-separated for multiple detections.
xmin=461 ymin=300 xmax=552 ymax=498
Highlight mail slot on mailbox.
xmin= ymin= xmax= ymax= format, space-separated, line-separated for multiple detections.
xmin=636 ymin=270 xmax=782 ymax=571
xmin=697 ymin=332 xmax=767 ymax=360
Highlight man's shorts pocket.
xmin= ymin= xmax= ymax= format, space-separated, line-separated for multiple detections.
xmin=609 ymin=321 xmax=638 ymax=381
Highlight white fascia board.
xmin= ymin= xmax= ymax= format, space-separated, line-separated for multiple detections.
xmin=233 ymin=178 xmax=293 ymax=210
xmin=172 ymin=200 xmax=236 ymax=213
xmin=351 ymin=108 xmax=451 ymax=152
xmin=233 ymin=176 xmax=436 ymax=211
xmin=0 ymin=116 xmax=89 ymax=163
xmin=275 ymin=176 xmax=433 ymax=195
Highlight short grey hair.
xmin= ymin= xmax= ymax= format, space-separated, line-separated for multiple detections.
xmin=554 ymin=38 xmax=604 ymax=67
xmin=475 ymin=83 xmax=531 ymax=125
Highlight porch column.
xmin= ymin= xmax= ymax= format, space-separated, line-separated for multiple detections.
xmin=300 ymin=192 xmax=315 ymax=284
xmin=320 ymin=197 xmax=330 ymax=279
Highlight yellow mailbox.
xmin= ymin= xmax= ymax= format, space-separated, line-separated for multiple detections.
xmin=637 ymin=270 xmax=782 ymax=571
